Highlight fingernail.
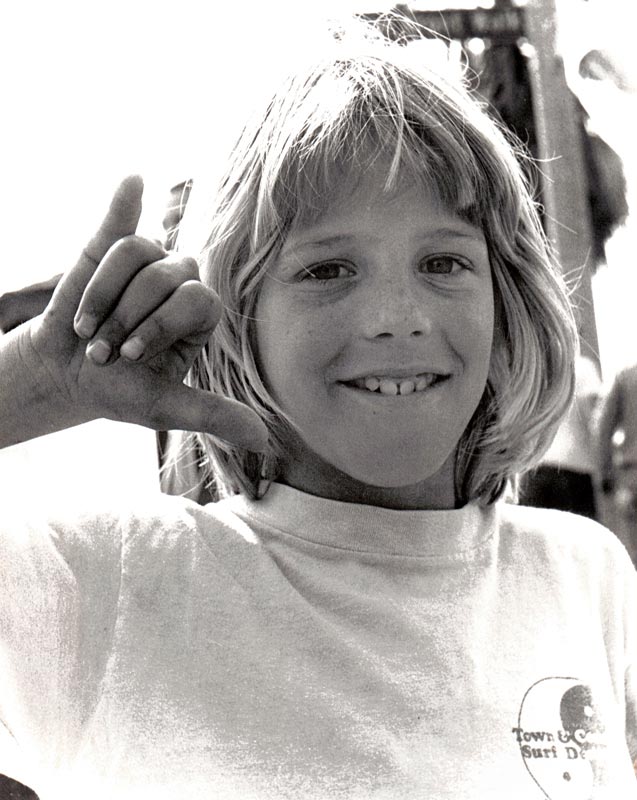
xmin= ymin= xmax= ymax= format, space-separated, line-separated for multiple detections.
xmin=86 ymin=339 xmax=111 ymax=364
xmin=74 ymin=313 xmax=97 ymax=339
xmin=120 ymin=336 xmax=144 ymax=361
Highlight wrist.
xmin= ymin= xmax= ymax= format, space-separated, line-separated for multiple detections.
xmin=0 ymin=324 xmax=92 ymax=448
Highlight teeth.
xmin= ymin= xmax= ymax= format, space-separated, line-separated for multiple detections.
xmin=415 ymin=377 xmax=431 ymax=391
xmin=352 ymin=373 xmax=440 ymax=394
xmin=364 ymin=377 xmax=380 ymax=392
xmin=379 ymin=379 xmax=398 ymax=395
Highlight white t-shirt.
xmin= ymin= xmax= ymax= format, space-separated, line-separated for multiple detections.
xmin=1 ymin=484 xmax=636 ymax=799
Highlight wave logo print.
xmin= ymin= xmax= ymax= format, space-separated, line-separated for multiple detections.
xmin=512 ymin=677 xmax=607 ymax=798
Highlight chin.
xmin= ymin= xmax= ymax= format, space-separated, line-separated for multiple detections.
xmin=334 ymin=450 xmax=453 ymax=490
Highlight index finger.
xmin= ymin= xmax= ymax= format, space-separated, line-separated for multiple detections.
xmin=48 ymin=175 xmax=145 ymax=324
xmin=84 ymin=175 xmax=144 ymax=264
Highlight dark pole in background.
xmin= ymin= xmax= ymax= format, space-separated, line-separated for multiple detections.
xmin=524 ymin=0 xmax=600 ymax=366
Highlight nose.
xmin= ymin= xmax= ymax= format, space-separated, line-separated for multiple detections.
xmin=360 ymin=278 xmax=434 ymax=340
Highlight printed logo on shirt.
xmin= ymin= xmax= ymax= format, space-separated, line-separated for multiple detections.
xmin=511 ymin=677 xmax=607 ymax=798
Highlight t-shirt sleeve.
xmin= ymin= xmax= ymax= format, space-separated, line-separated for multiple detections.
xmin=0 ymin=502 xmax=123 ymax=784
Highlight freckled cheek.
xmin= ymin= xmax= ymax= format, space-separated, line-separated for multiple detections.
xmin=256 ymin=315 xmax=332 ymax=398
xmin=453 ymin=298 xmax=494 ymax=371
xmin=288 ymin=322 xmax=335 ymax=377
xmin=472 ymin=304 xmax=495 ymax=347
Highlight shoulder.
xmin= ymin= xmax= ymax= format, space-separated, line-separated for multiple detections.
xmin=79 ymin=492 xmax=265 ymax=571
xmin=497 ymin=501 xmax=632 ymax=571
xmin=2 ymin=490 xmax=261 ymax=567
xmin=494 ymin=504 xmax=637 ymax=620
xmin=498 ymin=501 xmax=616 ymax=545
xmin=55 ymin=492 xmax=253 ymax=563
xmin=0 ymin=492 xmax=222 ymax=573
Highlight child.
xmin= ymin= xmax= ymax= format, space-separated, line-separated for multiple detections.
xmin=1 ymin=20 xmax=635 ymax=800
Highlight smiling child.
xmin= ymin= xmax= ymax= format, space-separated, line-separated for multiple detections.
xmin=0 ymin=18 xmax=635 ymax=800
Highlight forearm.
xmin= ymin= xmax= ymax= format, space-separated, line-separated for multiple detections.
xmin=0 ymin=325 xmax=91 ymax=449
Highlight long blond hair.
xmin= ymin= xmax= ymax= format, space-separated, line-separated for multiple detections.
xmin=174 ymin=21 xmax=577 ymax=505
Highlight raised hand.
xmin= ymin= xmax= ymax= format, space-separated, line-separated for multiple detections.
xmin=2 ymin=177 xmax=268 ymax=451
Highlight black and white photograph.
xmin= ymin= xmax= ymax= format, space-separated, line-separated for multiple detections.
xmin=1 ymin=1 xmax=636 ymax=797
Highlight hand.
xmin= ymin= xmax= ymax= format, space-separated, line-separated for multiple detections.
xmin=0 ymin=178 xmax=189 ymax=333
xmin=24 ymin=176 xmax=268 ymax=451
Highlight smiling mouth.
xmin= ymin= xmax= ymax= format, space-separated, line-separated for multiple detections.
xmin=340 ymin=373 xmax=448 ymax=396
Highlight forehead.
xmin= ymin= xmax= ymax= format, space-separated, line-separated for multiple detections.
xmin=288 ymin=158 xmax=482 ymax=242
xmin=283 ymin=101 xmax=483 ymax=211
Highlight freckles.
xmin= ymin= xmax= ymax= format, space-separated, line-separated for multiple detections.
xmin=463 ymin=297 xmax=494 ymax=331
xmin=300 ymin=315 xmax=334 ymax=342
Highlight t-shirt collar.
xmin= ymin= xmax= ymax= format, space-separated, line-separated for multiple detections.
xmin=225 ymin=482 xmax=496 ymax=559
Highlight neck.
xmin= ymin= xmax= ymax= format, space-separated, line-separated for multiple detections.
xmin=277 ymin=452 xmax=458 ymax=511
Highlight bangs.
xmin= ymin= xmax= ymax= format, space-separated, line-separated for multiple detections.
xmin=249 ymin=57 xmax=497 ymax=246
xmin=178 ymin=28 xmax=575 ymax=504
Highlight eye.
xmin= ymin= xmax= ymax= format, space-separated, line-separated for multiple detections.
xmin=298 ymin=261 xmax=355 ymax=282
xmin=418 ymin=254 xmax=471 ymax=275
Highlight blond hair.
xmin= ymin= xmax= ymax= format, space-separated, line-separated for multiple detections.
xmin=175 ymin=21 xmax=577 ymax=505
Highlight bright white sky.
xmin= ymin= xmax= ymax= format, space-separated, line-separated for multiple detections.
xmin=1 ymin=0 xmax=340 ymax=284
xmin=1 ymin=0 xmax=635 ymax=500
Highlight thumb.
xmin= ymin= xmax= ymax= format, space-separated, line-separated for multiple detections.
xmin=148 ymin=382 xmax=269 ymax=452
xmin=48 ymin=175 xmax=144 ymax=322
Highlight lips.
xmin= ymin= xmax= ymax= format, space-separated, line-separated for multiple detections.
xmin=340 ymin=372 xmax=447 ymax=396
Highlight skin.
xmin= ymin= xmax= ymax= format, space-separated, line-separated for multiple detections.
xmin=0 ymin=177 xmax=268 ymax=452
xmin=255 ymin=166 xmax=495 ymax=510
xmin=0 ymin=178 xmax=193 ymax=335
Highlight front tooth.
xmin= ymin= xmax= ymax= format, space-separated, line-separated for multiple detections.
xmin=416 ymin=376 xmax=432 ymax=391
xmin=399 ymin=380 xmax=415 ymax=395
xmin=379 ymin=379 xmax=399 ymax=396
xmin=364 ymin=377 xmax=380 ymax=392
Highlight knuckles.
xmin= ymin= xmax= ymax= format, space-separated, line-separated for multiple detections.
xmin=178 ymin=256 xmax=200 ymax=279
xmin=108 ymin=234 xmax=166 ymax=262
xmin=147 ymin=255 xmax=200 ymax=285
xmin=176 ymin=281 xmax=221 ymax=326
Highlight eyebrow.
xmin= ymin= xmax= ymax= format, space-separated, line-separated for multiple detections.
xmin=283 ymin=226 xmax=485 ymax=255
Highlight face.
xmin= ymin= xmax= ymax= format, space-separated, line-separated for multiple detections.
xmin=255 ymin=166 xmax=494 ymax=509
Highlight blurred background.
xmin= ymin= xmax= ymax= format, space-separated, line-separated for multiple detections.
xmin=1 ymin=0 xmax=636 ymax=522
